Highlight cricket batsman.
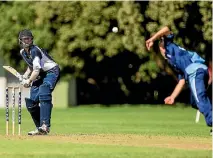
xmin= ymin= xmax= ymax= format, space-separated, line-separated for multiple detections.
xmin=18 ymin=29 xmax=60 ymax=135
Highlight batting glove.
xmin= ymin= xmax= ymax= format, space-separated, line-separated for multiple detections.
xmin=21 ymin=79 xmax=31 ymax=88
xmin=18 ymin=74 xmax=29 ymax=82
xmin=17 ymin=74 xmax=23 ymax=82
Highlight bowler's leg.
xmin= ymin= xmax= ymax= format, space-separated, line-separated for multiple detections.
xmin=190 ymin=92 xmax=198 ymax=109
xmin=189 ymin=68 xmax=212 ymax=127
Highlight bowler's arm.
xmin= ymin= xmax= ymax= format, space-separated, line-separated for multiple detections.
xmin=164 ymin=78 xmax=186 ymax=104
xmin=150 ymin=26 xmax=171 ymax=41
xmin=146 ymin=26 xmax=172 ymax=50
xmin=170 ymin=79 xmax=186 ymax=99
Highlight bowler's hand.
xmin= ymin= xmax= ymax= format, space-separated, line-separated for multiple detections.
xmin=146 ymin=38 xmax=154 ymax=51
xmin=164 ymin=96 xmax=175 ymax=105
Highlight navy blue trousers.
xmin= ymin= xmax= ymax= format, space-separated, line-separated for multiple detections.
xmin=188 ymin=68 xmax=212 ymax=127
xmin=29 ymin=66 xmax=60 ymax=127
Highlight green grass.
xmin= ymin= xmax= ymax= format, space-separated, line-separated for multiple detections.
xmin=0 ymin=105 xmax=211 ymax=158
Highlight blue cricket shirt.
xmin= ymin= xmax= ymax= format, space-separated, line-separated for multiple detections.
xmin=163 ymin=34 xmax=207 ymax=81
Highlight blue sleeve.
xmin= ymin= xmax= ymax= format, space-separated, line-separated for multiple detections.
xmin=177 ymin=73 xmax=184 ymax=80
xmin=164 ymin=34 xmax=174 ymax=46
xmin=31 ymin=47 xmax=42 ymax=60
xmin=165 ymin=43 xmax=176 ymax=59
xmin=165 ymin=33 xmax=174 ymax=40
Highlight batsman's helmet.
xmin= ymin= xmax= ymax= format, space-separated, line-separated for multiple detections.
xmin=18 ymin=29 xmax=34 ymax=48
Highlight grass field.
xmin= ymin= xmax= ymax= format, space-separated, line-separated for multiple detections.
xmin=0 ymin=105 xmax=211 ymax=158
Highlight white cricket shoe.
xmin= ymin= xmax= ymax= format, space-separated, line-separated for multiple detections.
xmin=28 ymin=128 xmax=40 ymax=136
xmin=38 ymin=123 xmax=50 ymax=135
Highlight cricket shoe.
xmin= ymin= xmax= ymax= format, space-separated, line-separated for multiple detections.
xmin=38 ymin=123 xmax=50 ymax=135
xmin=28 ymin=128 xmax=41 ymax=136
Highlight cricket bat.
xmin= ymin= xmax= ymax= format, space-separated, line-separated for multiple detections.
xmin=3 ymin=66 xmax=21 ymax=78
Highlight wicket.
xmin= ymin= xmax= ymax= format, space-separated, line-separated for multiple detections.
xmin=5 ymin=86 xmax=22 ymax=135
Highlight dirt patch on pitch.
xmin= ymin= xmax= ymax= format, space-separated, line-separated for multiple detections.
xmin=13 ymin=134 xmax=211 ymax=150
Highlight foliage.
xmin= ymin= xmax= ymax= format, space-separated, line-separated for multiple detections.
xmin=0 ymin=1 xmax=211 ymax=90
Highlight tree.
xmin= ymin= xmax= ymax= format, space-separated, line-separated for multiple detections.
xmin=144 ymin=1 xmax=212 ymax=77
xmin=0 ymin=1 xmax=53 ymax=71
xmin=0 ymin=1 xmax=211 ymax=87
